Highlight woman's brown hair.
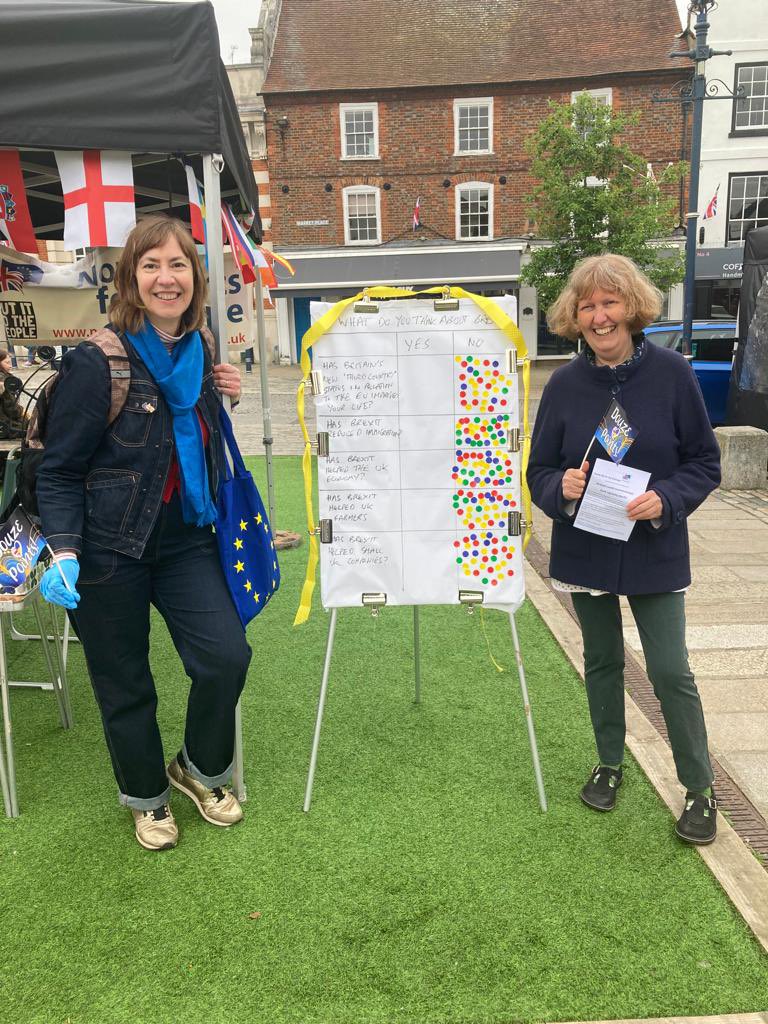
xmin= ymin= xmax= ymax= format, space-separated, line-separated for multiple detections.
xmin=546 ymin=253 xmax=663 ymax=341
xmin=110 ymin=215 xmax=208 ymax=334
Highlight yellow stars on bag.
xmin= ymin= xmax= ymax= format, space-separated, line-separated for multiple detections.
xmin=234 ymin=560 xmax=245 ymax=574
xmin=239 ymin=520 xmax=248 ymax=532
xmin=234 ymin=537 xmax=243 ymax=550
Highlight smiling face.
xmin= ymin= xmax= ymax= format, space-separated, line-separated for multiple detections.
xmin=575 ymin=287 xmax=634 ymax=366
xmin=135 ymin=237 xmax=195 ymax=335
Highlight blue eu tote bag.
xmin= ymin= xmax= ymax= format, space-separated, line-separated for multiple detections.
xmin=215 ymin=405 xmax=280 ymax=627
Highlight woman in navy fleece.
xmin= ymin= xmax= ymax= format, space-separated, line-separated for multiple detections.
xmin=527 ymin=254 xmax=721 ymax=845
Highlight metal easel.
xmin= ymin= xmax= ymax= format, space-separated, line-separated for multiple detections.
xmin=303 ymin=598 xmax=547 ymax=813
xmin=301 ymin=288 xmax=546 ymax=812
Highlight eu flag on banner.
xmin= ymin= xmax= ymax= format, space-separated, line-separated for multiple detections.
xmin=0 ymin=507 xmax=47 ymax=595
xmin=0 ymin=257 xmax=44 ymax=293
xmin=594 ymin=398 xmax=638 ymax=464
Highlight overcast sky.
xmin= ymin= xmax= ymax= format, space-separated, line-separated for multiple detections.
xmin=206 ymin=0 xmax=690 ymax=65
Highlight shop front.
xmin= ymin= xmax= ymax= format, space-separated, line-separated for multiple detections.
xmin=695 ymin=247 xmax=745 ymax=318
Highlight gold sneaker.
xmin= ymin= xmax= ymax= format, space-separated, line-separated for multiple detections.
xmin=132 ymin=803 xmax=178 ymax=851
xmin=167 ymin=757 xmax=243 ymax=827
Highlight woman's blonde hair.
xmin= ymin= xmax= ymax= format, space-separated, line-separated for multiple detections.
xmin=546 ymin=253 xmax=662 ymax=341
xmin=110 ymin=215 xmax=208 ymax=335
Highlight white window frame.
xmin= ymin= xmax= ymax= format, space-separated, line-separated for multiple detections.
xmin=733 ymin=63 xmax=768 ymax=133
xmin=455 ymin=181 xmax=494 ymax=241
xmin=727 ymin=172 xmax=768 ymax=245
xmin=342 ymin=185 xmax=382 ymax=246
xmin=571 ymin=87 xmax=613 ymax=106
xmin=339 ymin=103 xmax=380 ymax=160
xmin=453 ymin=98 xmax=493 ymax=155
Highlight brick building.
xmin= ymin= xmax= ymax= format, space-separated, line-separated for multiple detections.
xmin=262 ymin=0 xmax=689 ymax=361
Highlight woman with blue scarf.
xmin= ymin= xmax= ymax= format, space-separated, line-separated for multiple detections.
xmin=37 ymin=216 xmax=252 ymax=852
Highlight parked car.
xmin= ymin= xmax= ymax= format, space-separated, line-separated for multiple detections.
xmin=644 ymin=319 xmax=737 ymax=425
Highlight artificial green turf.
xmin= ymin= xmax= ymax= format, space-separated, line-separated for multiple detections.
xmin=1 ymin=455 xmax=766 ymax=1024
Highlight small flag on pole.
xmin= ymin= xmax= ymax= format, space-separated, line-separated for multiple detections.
xmin=55 ymin=150 xmax=135 ymax=248
xmin=594 ymin=398 xmax=638 ymax=464
xmin=259 ymin=246 xmax=295 ymax=277
xmin=702 ymin=186 xmax=719 ymax=221
xmin=0 ymin=149 xmax=38 ymax=253
xmin=183 ymin=164 xmax=206 ymax=243
xmin=412 ymin=196 xmax=421 ymax=230
xmin=221 ymin=201 xmax=259 ymax=285
xmin=0 ymin=507 xmax=47 ymax=596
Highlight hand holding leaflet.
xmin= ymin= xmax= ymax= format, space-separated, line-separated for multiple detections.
xmin=573 ymin=460 xmax=651 ymax=542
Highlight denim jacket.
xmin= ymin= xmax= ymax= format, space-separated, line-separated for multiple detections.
xmin=38 ymin=331 xmax=224 ymax=560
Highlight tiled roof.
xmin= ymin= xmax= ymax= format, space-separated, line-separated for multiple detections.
xmin=263 ymin=0 xmax=684 ymax=94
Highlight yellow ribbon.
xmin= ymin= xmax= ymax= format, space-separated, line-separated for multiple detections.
xmin=293 ymin=286 xmax=532 ymax=626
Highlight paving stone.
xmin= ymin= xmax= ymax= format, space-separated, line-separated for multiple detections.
xmin=704 ymin=712 xmax=768 ymax=754
xmin=717 ymin=752 xmax=768 ymax=820
xmin=692 ymin=532 xmax=768 ymax=553
xmin=684 ymin=604 xmax=768 ymax=625
xmin=688 ymin=648 xmax=768 ymax=677
xmin=696 ymin=676 xmax=768 ymax=713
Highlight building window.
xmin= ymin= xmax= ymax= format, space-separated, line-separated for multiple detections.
xmin=455 ymin=182 xmax=493 ymax=240
xmin=343 ymin=186 xmax=381 ymax=245
xmin=733 ymin=64 xmax=768 ymax=133
xmin=340 ymin=103 xmax=379 ymax=159
xmin=453 ymin=98 xmax=493 ymax=154
xmin=571 ymin=87 xmax=613 ymax=107
xmin=727 ymin=173 xmax=768 ymax=245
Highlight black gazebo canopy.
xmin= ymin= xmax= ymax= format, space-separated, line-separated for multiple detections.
xmin=0 ymin=0 xmax=261 ymax=241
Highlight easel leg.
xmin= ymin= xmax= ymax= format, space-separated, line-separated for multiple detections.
xmin=232 ymin=699 xmax=246 ymax=803
xmin=0 ymin=616 xmax=19 ymax=817
xmin=303 ymin=608 xmax=338 ymax=812
xmin=413 ymin=606 xmax=421 ymax=705
xmin=509 ymin=611 xmax=548 ymax=812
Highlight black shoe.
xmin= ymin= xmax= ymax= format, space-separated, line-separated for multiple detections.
xmin=675 ymin=791 xmax=717 ymax=845
xmin=580 ymin=765 xmax=623 ymax=811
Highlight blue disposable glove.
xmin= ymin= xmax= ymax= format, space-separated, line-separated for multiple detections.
xmin=40 ymin=558 xmax=80 ymax=610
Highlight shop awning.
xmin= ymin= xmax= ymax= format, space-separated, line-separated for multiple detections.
xmin=272 ymin=243 xmax=523 ymax=298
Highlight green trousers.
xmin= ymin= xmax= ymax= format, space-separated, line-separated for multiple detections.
xmin=570 ymin=591 xmax=713 ymax=793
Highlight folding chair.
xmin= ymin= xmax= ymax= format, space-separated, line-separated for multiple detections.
xmin=0 ymin=587 xmax=72 ymax=817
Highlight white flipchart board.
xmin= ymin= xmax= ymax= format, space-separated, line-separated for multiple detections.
xmin=312 ymin=297 xmax=526 ymax=612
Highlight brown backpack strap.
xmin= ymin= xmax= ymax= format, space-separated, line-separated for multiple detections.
xmin=199 ymin=326 xmax=218 ymax=366
xmin=86 ymin=327 xmax=131 ymax=426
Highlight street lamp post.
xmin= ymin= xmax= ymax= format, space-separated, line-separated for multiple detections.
xmin=669 ymin=0 xmax=734 ymax=355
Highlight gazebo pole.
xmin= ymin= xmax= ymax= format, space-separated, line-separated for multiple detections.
xmin=203 ymin=153 xmax=246 ymax=803
xmin=253 ymin=272 xmax=277 ymax=529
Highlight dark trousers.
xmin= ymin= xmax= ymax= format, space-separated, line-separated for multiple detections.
xmin=71 ymin=493 xmax=252 ymax=810
xmin=571 ymin=591 xmax=713 ymax=793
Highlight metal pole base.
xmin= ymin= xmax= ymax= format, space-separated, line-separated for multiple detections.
xmin=413 ymin=605 xmax=421 ymax=704
xmin=509 ymin=611 xmax=547 ymax=812
xmin=303 ymin=608 xmax=338 ymax=812
xmin=232 ymin=698 xmax=246 ymax=803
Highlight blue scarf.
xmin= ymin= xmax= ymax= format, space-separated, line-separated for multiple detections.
xmin=126 ymin=321 xmax=217 ymax=527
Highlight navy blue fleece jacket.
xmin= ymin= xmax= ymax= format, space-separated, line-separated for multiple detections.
xmin=527 ymin=339 xmax=721 ymax=594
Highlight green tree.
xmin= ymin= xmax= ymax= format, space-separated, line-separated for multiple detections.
xmin=520 ymin=94 xmax=686 ymax=312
